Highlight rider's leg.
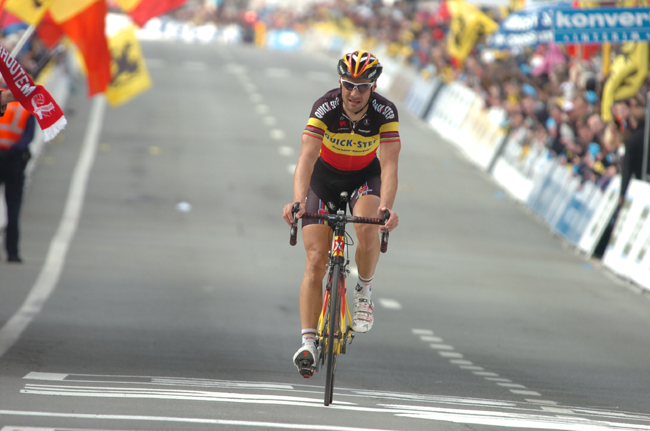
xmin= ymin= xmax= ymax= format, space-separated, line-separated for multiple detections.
xmin=352 ymin=194 xmax=381 ymax=280
xmin=351 ymin=195 xmax=381 ymax=333
xmin=300 ymin=224 xmax=332 ymax=330
xmin=294 ymin=223 xmax=331 ymax=376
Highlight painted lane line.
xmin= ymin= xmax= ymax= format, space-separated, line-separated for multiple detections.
xmin=378 ymin=299 xmax=401 ymax=309
xmin=256 ymin=104 xmax=269 ymax=114
xmin=0 ymin=96 xmax=105 ymax=359
xmin=510 ymin=390 xmax=542 ymax=396
xmin=459 ymin=366 xmax=484 ymax=371
xmin=287 ymin=164 xmax=296 ymax=174
xmin=0 ymin=410 xmax=413 ymax=431
xmin=497 ymin=383 xmax=527 ymax=389
xmin=473 ymin=372 xmax=499 ymax=377
xmin=541 ymin=407 xmax=575 ymax=414
xmin=429 ymin=344 xmax=454 ymax=350
xmin=485 ymin=378 xmax=512 ymax=382
xmin=526 ymin=399 xmax=559 ymax=405
xmin=183 ymin=61 xmax=207 ymax=71
xmin=264 ymin=116 xmax=277 ymax=126
xmin=419 ymin=336 xmax=443 ymax=342
xmin=411 ymin=329 xmax=434 ymax=335
xmin=250 ymin=93 xmax=263 ymax=103
xmin=278 ymin=146 xmax=294 ymax=157
xmin=450 ymin=360 xmax=473 ymax=365
xmin=265 ymin=68 xmax=290 ymax=78
xmin=438 ymin=351 xmax=463 ymax=358
xmin=270 ymin=129 xmax=285 ymax=140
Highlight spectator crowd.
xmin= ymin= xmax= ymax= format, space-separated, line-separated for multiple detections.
xmin=238 ymin=0 xmax=649 ymax=197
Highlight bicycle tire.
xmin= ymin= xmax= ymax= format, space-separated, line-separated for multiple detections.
xmin=324 ymin=262 xmax=341 ymax=406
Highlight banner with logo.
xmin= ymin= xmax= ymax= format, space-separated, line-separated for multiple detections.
xmin=553 ymin=7 xmax=650 ymax=43
xmin=106 ymin=25 xmax=152 ymax=107
xmin=488 ymin=3 xmax=570 ymax=49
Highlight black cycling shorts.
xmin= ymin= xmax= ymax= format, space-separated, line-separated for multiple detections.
xmin=303 ymin=157 xmax=381 ymax=228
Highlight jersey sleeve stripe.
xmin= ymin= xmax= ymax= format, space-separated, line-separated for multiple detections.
xmin=304 ymin=125 xmax=325 ymax=139
xmin=380 ymin=131 xmax=400 ymax=144
xmin=379 ymin=121 xmax=399 ymax=133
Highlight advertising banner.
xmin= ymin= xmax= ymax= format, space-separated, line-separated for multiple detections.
xmin=553 ymin=7 xmax=650 ymax=43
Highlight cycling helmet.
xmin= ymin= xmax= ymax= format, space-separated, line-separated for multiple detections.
xmin=337 ymin=50 xmax=383 ymax=81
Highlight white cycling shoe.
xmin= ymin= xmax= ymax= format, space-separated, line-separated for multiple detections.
xmin=352 ymin=295 xmax=374 ymax=333
xmin=293 ymin=344 xmax=317 ymax=378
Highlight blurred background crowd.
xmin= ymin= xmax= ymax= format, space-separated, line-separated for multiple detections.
xmin=1 ymin=0 xmax=649 ymax=197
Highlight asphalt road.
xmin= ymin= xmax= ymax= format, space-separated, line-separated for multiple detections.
xmin=1 ymin=41 xmax=650 ymax=431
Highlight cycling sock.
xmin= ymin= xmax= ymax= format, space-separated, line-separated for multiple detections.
xmin=301 ymin=328 xmax=317 ymax=346
xmin=355 ymin=274 xmax=373 ymax=297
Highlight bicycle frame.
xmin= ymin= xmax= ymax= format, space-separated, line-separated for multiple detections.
xmin=290 ymin=192 xmax=389 ymax=405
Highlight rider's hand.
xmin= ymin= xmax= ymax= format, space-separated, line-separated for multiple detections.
xmin=379 ymin=207 xmax=398 ymax=233
xmin=283 ymin=201 xmax=305 ymax=226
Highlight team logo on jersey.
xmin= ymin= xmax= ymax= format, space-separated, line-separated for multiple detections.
xmin=352 ymin=182 xmax=372 ymax=199
xmin=372 ymin=99 xmax=395 ymax=120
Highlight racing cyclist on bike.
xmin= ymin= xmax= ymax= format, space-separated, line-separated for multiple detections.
xmin=282 ymin=50 xmax=401 ymax=377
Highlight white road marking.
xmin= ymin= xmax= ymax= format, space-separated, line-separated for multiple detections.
xmin=0 ymin=96 xmax=106 ymax=359
xmin=270 ymin=129 xmax=285 ymax=140
xmin=485 ymin=378 xmax=512 ymax=382
xmin=411 ymin=329 xmax=434 ymax=335
xmin=450 ymin=360 xmax=473 ymax=365
xmin=264 ymin=116 xmax=277 ymax=126
xmin=287 ymin=164 xmax=296 ymax=174
xmin=144 ymin=58 xmax=165 ymax=68
xmin=473 ymin=372 xmax=499 ymax=377
xmin=438 ymin=352 xmax=463 ymax=358
xmin=497 ymin=383 xmax=527 ymax=389
xmin=419 ymin=336 xmax=442 ymax=342
xmin=243 ymin=82 xmax=256 ymax=93
xmin=266 ymin=68 xmax=290 ymax=78
xmin=511 ymin=390 xmax=542 ymax=396
xmin=256 ymin=104 xmax=269 ymax=114
xmin=14 ymin=375 xmax=650 ymax=431
xmin=526 ymin=399 xmax=558 ymax=405
xmin=429 ymin=344 xmax=454 ymax=350
xmin=459 ymin=366 xmax=484 ymax=371
xmin=183 ymin=61 xmax=207 ymax=71
xmin=541 ymin=407 xmax=575 ymax=414
xmin=250 ymin=93 xmax=263 ymax=102
xmin=308 ymin=71 xmax=331 ymax=82
xmin=378 ymin=299 xmax=401 ymax=309
xmin=278 ymin=146 xmax=294 ymax=157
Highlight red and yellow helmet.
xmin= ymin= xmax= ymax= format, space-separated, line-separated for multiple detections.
xmin=337 ymin=50 xmax=383 ymax=81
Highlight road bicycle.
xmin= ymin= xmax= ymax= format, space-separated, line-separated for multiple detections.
xmin=290 ymin=191 xmax=389 ymax=406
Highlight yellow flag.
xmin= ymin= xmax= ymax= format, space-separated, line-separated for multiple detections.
xmin=49 ymin=0 xmax=101 ymax=23
xmin=447 ymin=0 xmax=498 ymax=65
xmin=106 ymin=25 xmax=152 ymax=107
xmin=4 ymin=0 xmax=56 ymax=26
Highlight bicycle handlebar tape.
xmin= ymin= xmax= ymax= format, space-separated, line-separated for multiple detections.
xmin=380 ymin=209 xmax=390 ymax=253
xmin=380 ymin=231 xmax=389 ymax=253
xmin=290 ymin=202 xmax=300 ymax=246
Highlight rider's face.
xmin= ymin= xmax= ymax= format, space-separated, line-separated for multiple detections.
xmin=340 ymin=77 xmax=375 ymax=114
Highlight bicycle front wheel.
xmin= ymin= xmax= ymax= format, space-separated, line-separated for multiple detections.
xmin=324 ymin=262 xmax=342 ymax=406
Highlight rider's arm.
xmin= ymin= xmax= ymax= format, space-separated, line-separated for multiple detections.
xmin=293 ymin=133 xmax=322 ymax=207
xmin=378 ymin=140 xmax=400 ymax=231
xmin=379 ymin=140 xmax=400 ymax=210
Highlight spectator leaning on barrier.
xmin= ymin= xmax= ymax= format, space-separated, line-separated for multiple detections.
xmin=619 ymin=92 xmax=650 ymax=205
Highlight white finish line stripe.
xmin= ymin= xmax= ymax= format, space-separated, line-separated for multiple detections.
xmin=0 ymin=96 xmax=106 ymax=358
xmin=0 ymin=410 xmax=407 ymax=431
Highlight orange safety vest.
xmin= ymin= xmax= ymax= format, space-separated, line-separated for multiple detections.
xmin=0 ymin=103 xmax=31 ymax=150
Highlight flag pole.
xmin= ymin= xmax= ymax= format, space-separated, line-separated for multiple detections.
xmin=10 ymin=24 xmax=35 ymax=57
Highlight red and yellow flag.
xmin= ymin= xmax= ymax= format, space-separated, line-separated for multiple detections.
xmin=37 ymin=0 xmax=111 ymax=96
xmin=4 ymin=0 xmax=56 ymax=26
xmin=115 ymin=0 xmax=187 ymax=27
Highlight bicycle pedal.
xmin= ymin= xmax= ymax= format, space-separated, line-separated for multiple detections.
xmin=296 ymin=359 xmax=315 ymax=378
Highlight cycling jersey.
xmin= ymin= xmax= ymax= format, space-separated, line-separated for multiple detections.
xmin=303 ymin=89 xmax=400 ymax=171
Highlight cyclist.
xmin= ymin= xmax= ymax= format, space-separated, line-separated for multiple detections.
xmin=282 ymin=50 xmax=401 ymax=376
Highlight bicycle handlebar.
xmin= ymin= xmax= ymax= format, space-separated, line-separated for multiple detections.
xmin=290 ymin=203 xmax=390 ymax=253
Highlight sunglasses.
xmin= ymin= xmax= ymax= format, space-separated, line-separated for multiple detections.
xmin=340 ymin=79 xmax=374 ymax=93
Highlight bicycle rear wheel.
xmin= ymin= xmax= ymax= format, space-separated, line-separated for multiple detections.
xmin=324 ymin=262 xmax=342 ymax=406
